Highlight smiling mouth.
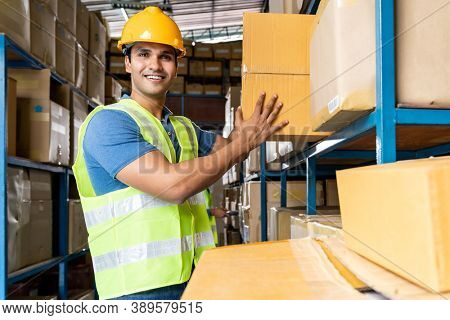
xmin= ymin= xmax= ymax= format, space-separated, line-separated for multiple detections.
xmin=144 ymin=74 xmax=166 ymax=80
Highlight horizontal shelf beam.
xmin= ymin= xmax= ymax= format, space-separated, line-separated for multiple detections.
xmin=8 ymin=257 xmax=60 ymax=285
xmin=396 ymin=108 xmax=450 ymax=125
xmin=415 ymin=142 xmax=450 ymax=159
xmin=8 ymin=156 xmax=67 ymax=173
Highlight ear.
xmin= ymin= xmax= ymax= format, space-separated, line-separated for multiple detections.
xmin=125 ymin=55 xmax=132 ymax=73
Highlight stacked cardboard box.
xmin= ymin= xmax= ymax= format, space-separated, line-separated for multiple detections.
xmin=169 ymin=76 xmax=184 ymax=94
xmin=222 ymin=86 xmax=240 ymax=139
xmin=87 ymin=13 xmax=106 ymax=104
xmin=290 ymin=211 xmax=342 ymax=240
xmin=242 ymin=13 xmax=329 ymax=140
xmin=70 ymin=92 xmax=88 ymax=165
xmin=11 ymin=69 xmax=70 ymax=165
xmin=7 ymin=78 xmax=17 ymax=156
xmin=310 ymin=0 xmax=450 ymax=132
xmin=75 ymin=43 xmax=88 ymax=94
xmin=7 ymin=167 xmax=53 ymax=273
xmin=68 ymin=200 xmax=88 ymax=254
xmin=109 ymin=56 xmax=126 ymax=74
xmin=105 ymin=75 xmax=123 ymax=103
xmin=0 ymin=0 xmax=31 ymax=51
xmin=30 ymin=0 xmax=55 ymax=67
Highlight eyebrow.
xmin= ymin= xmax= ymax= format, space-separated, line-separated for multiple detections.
xmin=135 ymin=48 xmax=175 ymax=56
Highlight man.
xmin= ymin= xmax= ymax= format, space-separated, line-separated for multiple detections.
xmin=72 ymin=7 xmax=287 ymax=300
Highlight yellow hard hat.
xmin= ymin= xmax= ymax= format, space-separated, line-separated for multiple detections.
xmin=117 ymin=6 xmax=186 ymax=57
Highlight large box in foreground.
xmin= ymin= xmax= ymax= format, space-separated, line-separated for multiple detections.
xmin=337 ymin=156 xmax=450 ymax=293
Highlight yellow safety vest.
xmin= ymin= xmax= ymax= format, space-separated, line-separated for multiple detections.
xmin=205 ymin=189 xmax=218 ymax=245
xmin=72 ymin=98 xmax=215 ymax=299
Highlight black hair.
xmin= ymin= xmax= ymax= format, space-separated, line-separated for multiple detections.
xmin=123 ymin=45 xmax=178 ymax=66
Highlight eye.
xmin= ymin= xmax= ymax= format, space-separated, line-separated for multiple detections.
xmin=138 ymin=52 xmax=149 ymax=58
xmin=160 ymin=54 xmax=172 ymax=61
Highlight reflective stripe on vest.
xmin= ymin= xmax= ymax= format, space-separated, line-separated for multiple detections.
xmin=92 ymin=235 xmax=193 ymax=273
xmin=194 ymin=231 xmax=215 ymax=249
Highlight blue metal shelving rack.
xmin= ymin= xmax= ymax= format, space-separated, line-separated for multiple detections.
xmin=0 ymin=34 xmax=94 ymax=300
xmin=255 ymin=0 xmax=450 ymax=242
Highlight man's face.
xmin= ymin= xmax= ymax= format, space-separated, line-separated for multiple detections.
xmin=125 ymin=42 xmax=177 ymax=99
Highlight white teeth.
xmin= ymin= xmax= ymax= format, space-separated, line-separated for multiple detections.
xmin=145 ymin=75 xmax=163 ymax=80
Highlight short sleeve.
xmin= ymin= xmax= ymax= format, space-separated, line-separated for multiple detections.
xmin=83 ymin=109 xmax=157 ymax=178
xmin=193 ymin=122 xmax=217 ymax=157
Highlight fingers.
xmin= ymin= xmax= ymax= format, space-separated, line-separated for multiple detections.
xmin=265 ymin=102 xmax=283 ymax=125
xmin=251 ymin=92 xmax=266 ymax=118
xmin=234 ymin=106 xmax=243 ymax=126
xmin=269 ymin=120 xmax=289 ymax=135
xmin=260 ymin=94 xmax=278 ymax=120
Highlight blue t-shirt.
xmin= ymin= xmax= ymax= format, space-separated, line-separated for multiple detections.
xmin=83 ymin=103 xmax=217 ymax=196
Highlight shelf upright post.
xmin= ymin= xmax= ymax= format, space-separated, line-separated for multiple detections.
xmin=0 ymin=34 xmax=7 ymax=300
xmin=306 ymin=157 xmax=316 ymax=215
xmin=260 ymin=142 xmax=267 ymax=241
xmin=57 ymin=169 xmax=69 ymax=299
xmin=375 ymin=0 xmax=396 ymax=164
xmin=181 ymin=94 xmax=185 ymax=116
xmin=280 ymin=170 xmax=287 ymax=208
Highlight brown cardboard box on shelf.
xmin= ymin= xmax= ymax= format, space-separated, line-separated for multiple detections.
xmin=194 ymin=43 xmax=212 ymax=58
xmin=204 ymin=61 xmax=222 ymax=77
xmin=169 ymin=76 xmax=184 ymax=94
xmin=89 ymin=13 xmax=106 ymax=65
xmin=177 ymin=58 xmax=188 ymax=75
xmin=243 ymin=13 xmax=314 ymax=75
xmin=310 ymin=0 xmax=450 ymax=132
xmin=229 ymin=60 xmax=241 ymax=77
xmin=87 ymin=56 xmax=105 ymax=105
xmin=213 ymin=43 xmax=231 ymax=59
xmin=0 ymin=0 xmax=30 ymax=52
xmin=223 ymin=86 xmax=240 ymax=137
xmin=204 ymin=85 xmax=222 ymax=96
xmin=182 ymin=238 xmax=364 ymax=299
xmin=55 ymin=21 xmax=75 ymax=83
xmin=30 ymin=0 xmax=55 ymax=67
xmin=269 ymin=0 xmax=302 ymax=13
xmin=105 ymin=75 xmax=122 ymax=101
xmin=337 ymin=156 xmax=450 ymax=293
xmin=183 ymin=39 xmax=193 ymax=57
xmin=109 ymin=39 xmax=121 ymax=54
xmin=68 ymin=200 xmax=88 ymax=254
xmin=325 ymin=179 xmax=339 ymax=207
xmin=57 ymin=0 xmax=76 ymax=35
xmin=230 ymin=41 xmax=242 ymax=59
xmin=8 ymin=78 xmax=17 ymax=156
xmin=290 ymin=212 xmax=342 ymax=240
xmin=29 ymin=169 xmax=52 ymax=200
xmin=75 ymin=43 xmax=88 ymax=94
xmin=189 ymin=60 xmax=204 ymax=77
xmin=11 ymin=68 xmax=70 ymax=165
xmin=8 ymin=199 xmax=53 ymax=273
xmin=76 ymin=0 xmax=89 ymax=51
xmin=109 ymin=55 xmax=126 ymax=74
xmin=40 ymin=0 xmax=56 ymax=14
xmin=268 ymin=207 xmax=299 ymax=241
xmin=186 ymin=83 xmax=204 ymax=95
xmin=70 ymin=91 xmax=88 ymax=165
xmin=242 ymin=73 xmax=330 ymax=139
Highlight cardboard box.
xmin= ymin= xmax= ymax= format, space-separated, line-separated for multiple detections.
xmin=177 ymin=57 xmax=188 ymax=75
xmin=230 ymin=41 xmax=242 ymax=59
xmin=229 ymin=60 xmax=241 ymax=77
xmin=105 ymin=75 xmax=122 ymax=101
xmin=0 ymin=0 xmax=30 ymax=51
xmin=223 ymin=86 xmax=241 ymax=137
xmin=89 ymin=13 xmax=106 ymax=65
xmin=325 ymin=179 xmax=339 ymax=207
xmin=29 ymin=169 xmax=52 ymax=200
xmin=204 ymin=61 xmax=222 ymax=78
xmin=189 ymin=60 xmax=204 ymax=77
xmin=7 ymin=78 xmax=17 ymax=156
xmin=109 ymin=39 xmax=121 ymax=54
xmin=68 ymin=200 xmax=88 ymax=254
xmin=56 ymin=21 xmax=75 ymax=83
xmin=109 ymin=55 xmax=126 ymax=74
xmin=183 ymin=39 xmax=193 ymax=57
xmin=57 ymin=0 xmax=76 ymax=35
xmin=182 ymin=238 xmax=364 ymax=299
xmin=186 ymin=83 xmax=203 ymax=95
xmin=75 ymin=43 xmax=88 ymax=94
xmin=70 ymin=92 xmax=88 ymax=165
xmin=213 ymin=43 xmax=231 ymax=59
xmin=243 ymin=13 xmax=314 ymax=75
xmin=39 ymin=0 xmax=56 ymax=15
xmin=76 ymin=0 xmax=89 ymax=51
xmin=87 ymin=56 xmax=105 ymax=104
xmin=30 ymin=0 xmax=56 ymax=67
xmin=204 ymin=85 xmax=222 ymax=96
xmin=194 ymin=43 xmax=212 ymax=58
xmin=310 ymin=0 xmax=450 ymax=132
xmin=169 ymin=76 xmax=184 ymax=94
xmin=268 ymin=207 xmax=299 ymax=241
xmin=337 ymin=156 xmax=450 ymax=293
xmin=269 ymin=0 xmax=302 ymax=13
xmin=8 ymin=200 xmax=53 ymax=273
xmin=11 ymin=69 xmax=70 ymax=165
xmin=242 ymin=73 xmax=330 ymax=139
xmin=290 ymin=212 xmax=342 ymax=240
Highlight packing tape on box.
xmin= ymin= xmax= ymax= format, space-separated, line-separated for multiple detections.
xmin=32 ymin=181 xmax=51 ymax=192
xmin=52 ymin=123 xmax=66 ymax=135
xmin=31 ymin=112 xmax=50 ymax=122
xmin=206 ymin=67 xmax=220 ymax=72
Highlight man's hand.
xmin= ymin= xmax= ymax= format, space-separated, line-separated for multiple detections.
xmin=211 ymin=208 xmax=227 ymax=218
xmin=229 ymin=92 xmax=288 ymax=154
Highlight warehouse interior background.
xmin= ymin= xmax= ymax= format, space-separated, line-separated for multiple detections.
xmin=0 ymin=0 xmax=449 ymax=301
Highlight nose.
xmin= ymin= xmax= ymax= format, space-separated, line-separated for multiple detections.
xmin=147 ymin=54 xmax=163 ymax=72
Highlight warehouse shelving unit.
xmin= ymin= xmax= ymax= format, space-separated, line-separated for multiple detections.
xmin=252 ymin=0 xmax=450 ymax=241
xmin=0 ymin=34 xmax=96 ymax=300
